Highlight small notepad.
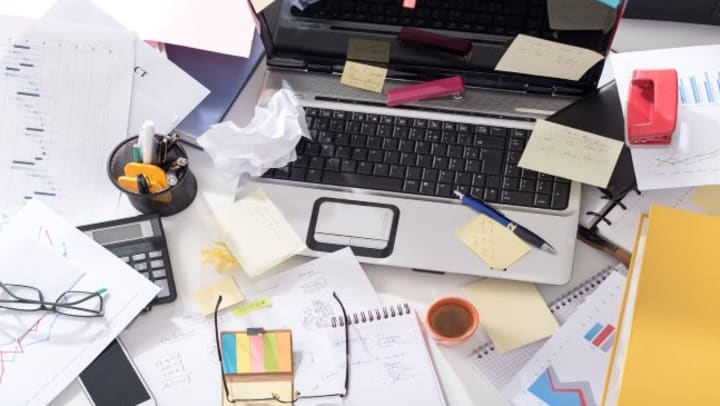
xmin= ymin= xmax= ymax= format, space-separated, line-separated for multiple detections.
xmin=193 ymin=276 xmax=245 ymax=316
xmin=456 ymin=215 xmax=530 ymax=270
xmin=214 ymin=188 xmax=306 ymax=278
xmin=341 ymin=61 xmax=388 ymax=93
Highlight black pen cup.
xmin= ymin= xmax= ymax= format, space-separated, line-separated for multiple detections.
xmin=108 ymin=136 xmax=197 ymax=216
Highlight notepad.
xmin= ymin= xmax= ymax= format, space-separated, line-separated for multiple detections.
xmin=495 ymin=34 xmax=604 ymax=81
xmin=341 ymin=61 xmax=388 ymax=93
xmin=456 ymin=215 xmax=530 ymax=270
xmin=519 ymin=120 xmax=623 ymax=188
xmin=193 ymin=276 xmax=245 ymax=316
xmin=462 ymin=279 xmax=559 ymax=353
xmin=214 ymin=188 xmax=306 ymax=278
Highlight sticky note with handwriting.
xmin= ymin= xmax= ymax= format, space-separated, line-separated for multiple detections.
xmin=495 ymin=34 xmax=604 ymax=81
xmin=690 ymin=185 xmax=720 ymax=216
xmin=456 ymin=215 xmax=530 ymax=270
xmin=341 ymin=61 xmax=388 ymax=93
xmin=347 ymin=38 xmax=392 ymax=63
xmin=215 ymin=188 xmax=306 ymax=278
xmin=518 ymin=120 xmax=623 ymax=188
xmin=193 ymin=276 xmax=245 ymax=316
xmin=547 ymin=0 xmax=616 ymax=31
xmin=462 ymin=278 xmax=559 ymax=353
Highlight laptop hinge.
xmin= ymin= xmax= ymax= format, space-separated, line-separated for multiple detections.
xmin=307 ymin=64 xmax=334 ymax=73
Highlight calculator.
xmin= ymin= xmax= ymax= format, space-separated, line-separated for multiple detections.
xmin=79 ymin=214 xmax=177 ymax=307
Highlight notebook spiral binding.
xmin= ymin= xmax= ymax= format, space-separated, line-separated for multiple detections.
xmin=586 ymin=188 xmax=641 ymax=226
xmin=472 ymin=266 xmax=619 ymax=359
xmin=331 ymin=303 xmax=412 ymax=327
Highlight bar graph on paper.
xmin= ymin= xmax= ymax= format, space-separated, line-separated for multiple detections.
xmin=678 ymin=72 xmax=720 ymax=106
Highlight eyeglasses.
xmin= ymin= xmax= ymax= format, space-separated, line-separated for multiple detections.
xmin=213 ymin=291 xmax=350 ymax=404
xmin=0 ymin=280 xmax=106 ymax=317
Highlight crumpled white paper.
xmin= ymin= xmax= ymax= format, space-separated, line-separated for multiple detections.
xmin=197 ymin=88 xmax=310 ymax=181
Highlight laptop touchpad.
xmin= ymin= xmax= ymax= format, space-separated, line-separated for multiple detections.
xmin=307 ymin=198 xmax=400 ymax=258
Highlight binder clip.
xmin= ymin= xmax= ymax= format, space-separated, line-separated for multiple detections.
xmin=386 ymin=75 xmax=465 ymax=107
xmin=626 ymin=69 xmax=678 ymax=146
xmin=398 ymin=27 xmax=472 ymax=60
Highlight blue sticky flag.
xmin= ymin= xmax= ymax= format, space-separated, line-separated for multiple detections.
xmin=596 ymin=0 xmax=620 ymax=8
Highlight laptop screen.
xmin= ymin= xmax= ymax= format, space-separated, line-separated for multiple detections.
xmin=258 ymin=0 xmax=623 ymax=95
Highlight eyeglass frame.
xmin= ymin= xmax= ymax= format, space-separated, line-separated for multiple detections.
xmin=0 ymin=280 xmax=106 ymax=317
xmin=213 ymin=291 xmax=350 ymax=404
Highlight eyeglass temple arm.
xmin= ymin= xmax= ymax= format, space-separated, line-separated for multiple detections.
xmin=214 ymin=295 xmax=232 ymax=400
xmin=332 ymin=291 xmax=350 ymax=398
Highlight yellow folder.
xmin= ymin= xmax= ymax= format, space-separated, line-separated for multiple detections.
xmin=602 ymin=205 xmax=720 ymax=405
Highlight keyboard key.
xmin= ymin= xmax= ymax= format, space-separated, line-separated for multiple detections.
xmin=121 ymin=256 xmax=130 ymax=263
xmin=448 ymin=158 xmax=466 ymax=171
xmin=457 ymin=123 xmax=471 ymax=133
xmin=447 ymin=145 xmax=464 ymax=158
xmin=481 ymin=150 xmax=503 ymax=175
xmin=437 ymin=183 xmax=453 ymax=197
xmin=330 ymin=119 xmax=345 ymax=131
xmin=466 ymin=160 xmax=481 ymax=173
xmin=433 ymin=156 xmax=449 ymax=169
xmin=426 ymin=129 xmax=442 ymax=142
xmin=351 ymin=134 xmax=367 ymax=146
xmin=333 ymin=110 xmax=347 ymax=119
xmin=502 ymin=177 xmax=519 ymax=190
xmin=382 ymin=138 xmax=399 ymax=150
xmin=413 ymin=119 xmax=428 ymax=128
xmin=346 ymin=121 xmax=361 ymax=133
xmin=149 ymin=251 xmax=162 ymax=258
xmin=474 ymin=125 xmax=489 ymax=134
xmin=153 ymin=269 xmax=167 ymax=279
xmin=325 ymin=158 xmax=341 ymax=171
xmin=320 ymin=144 xmax=335 ymax=157
xmin=442 ymin=121 xmax=456 ymax=130
xmin=519 ymin=179 xmax=536 ymax=193
xmin=132 ymin=253 xmax=147 ymax=261
xmin=415 ymin=141 xmax=431 ymax=154
xmin=491 ymin=126 xmax=508 ymax=137
xmin=431 ymin=143 xmax=447 ymax=156
xmin=384 ymin=151 xmax=401 ymax=164
xmin=275 ymin=166 xmax=290 ymax=179
xmin=473 ymin=174 xmax=486 ymax=186
xmin=439 ymin=170 xmax=455 ymax=184
xmin=508 ymin=137 xmax=525 ymax=151
xmin=134 ymin=263 xmax=148 ymax=271
xmin=335 ymin=146 xmax=351 ymax=159
xmin=455 ymin=185 xmax=471 ymax=195
xmin=306 ymin=168 xmax=322 ymax=182
xmin=409 ymin=127 xmax=426 ymax=140
xmin=552 ymin=182 xmax=570 ymax=210
xmin=428 ymin=120 xmax=441 ymax=130
xmin=361 ymin=123 xmax=377 ymax=136
xmin=400 ymin=152 xmax=417 ymax=165
xmin=368 ymin=149 xmax=384 ymax=162
xmin=323 ymin=172 xmax=403 ymax=192
xmin=463 ymin=146 xmax=480 ymax=159
xmin=403 ymin=179 xmax=420 ymax=193
xmin=419 ymin=181 xmax=436 ymax=195
xmin=455 ymin=172 xmax=473 ymax=185
xmin=399 ymin=139 xmax=415 ymax=152
xmin=367 ymin=136 xmax=383 ymax=149
xmin=506 ymin=151 xmax=522 ymax=164
xmin=381 ymin=115 xmax=394 ymax=124
xmin=293 ymin=156 xmax=309 ymax=168
xmin=406 ymin=166 xmax=422 ymax=180
xmin=474 ymin=135 xmax=505 ymax=149
xmin=441 ymin=131 xmax=458 ymax=144
xmin=484 ymin=188 xmax=499 ymax=202
xmin=357 ymin=161 xmax=373 ymax=175
xmin=501 ymin=190 xmax=534 ymax=206
xmin=537 ymin=180 xmax=553 ymax=194
xmin=319 ymin=109 xmax=332 ymax=118
xmin=504 ymin=163 xmax=521 ymax=177
xmin=352 ymin=148 xmax=368 ymax=161
xmin=290 ymin=167 xmax=307 ymax=180
xmin=417 ymin=154 xmax=434 ymax=168
xmin=393 ymin=126 xmax=409 ymax=138
xmin=486 ymin=175 xmax=501 ymax=188
xmin=341 ymin=159 xmax=357 ymax=172
xmin=422 ymin=168 xmax=439 ymax=182
xmin=395 ymin=117 xmax=409 ymax=126
xmin=389 ymin=165 xmax=406 ymax=178
xmin=150 ymin=259 xmax=164 ymax=269
xmin=457 ymin=133 xmax=473 ymax=145
xmin=309 ymin=156 xmax=325 ymax=169
xmin=155 ymin=279 xmax=170 ymax=298
xmin=535 ymin=193 xmax=551 ymax=208
xmin=471 ymin=187 xmax=485 ymax=199
xmin=304 ymin=143 xmax=321 ymax=156
xmin=335 ymin=133 xmax=350 ymax=145
xmin=521 ymin=168 xmax=538 ymax=179
xmin=373 ymin=163 xmax=390 ymax=176
xmin=511 ymin=129 xmax=528 ymax=138
xmin=352 ymin=112 xmax=366 ymax=121
xmin=539 ymin=173 xmax=555 ymax=181
xmin=378 ymin=124 xmax=393 ymax=137
xmin=366 ymin=114 xmax=380 ymax=123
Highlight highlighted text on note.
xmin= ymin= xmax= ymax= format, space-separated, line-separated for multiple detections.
xmin=232 ymin=296 xmax=272 ymax=317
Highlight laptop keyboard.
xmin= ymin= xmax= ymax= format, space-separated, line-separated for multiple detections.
xmin=263 ymin=108 xmax=571 ymax=210
xmin=290 ymin=0 xmax=553 ymax=38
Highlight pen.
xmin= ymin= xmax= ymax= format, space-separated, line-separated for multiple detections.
xmin=453 ymin=191 xmax=557 ymax=254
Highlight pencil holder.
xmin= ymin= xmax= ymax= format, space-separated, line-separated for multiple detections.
xmin=107 ymin=136 xmax=197 ymax=216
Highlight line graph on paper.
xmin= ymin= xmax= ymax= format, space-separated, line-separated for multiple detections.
xmin=656 ymin=147 xmax=720 ymax=167
xmin=0 ymin=314 xmax=62 ymax=384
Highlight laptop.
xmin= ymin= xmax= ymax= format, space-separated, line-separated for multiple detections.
xmin=253 ymin=0 xmax=623 ymax=285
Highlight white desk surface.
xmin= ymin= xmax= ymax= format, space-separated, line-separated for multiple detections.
xmin=53 ymin=18 xmax=720 ymax=406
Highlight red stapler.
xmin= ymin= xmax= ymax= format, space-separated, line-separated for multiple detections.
xmin=626 ymin=69 xmax=678 ymax=146
xmin=386 ymin=76 xmax=465 ymax=107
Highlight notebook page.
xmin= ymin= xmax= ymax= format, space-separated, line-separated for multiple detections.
xmin=597 ymin=188 xmax=701 ymax=250
xmin=329 ymin=312 xmax=446 ymax=406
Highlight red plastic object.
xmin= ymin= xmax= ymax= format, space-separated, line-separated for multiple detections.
xmin=626 ymin=69 xmax=678 ymax=146
xmin=386 ymin=75 xmax=465 ymax=107
xmin=398 ymin=27 xmax=472 ymax=57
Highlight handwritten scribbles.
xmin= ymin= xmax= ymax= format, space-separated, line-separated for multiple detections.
xmin=214 ymin=188 xmax=306 ymax=278
xmin=341 ymin=61 xmax=388 ymax=93
xmin=347 ymin=38 xmax=392 ymax=63
xmin=456 ymin=215 xmax=531 ymax=270
xmin=495 ymin=34 xmax=604 ymax=81
xmin=547 ymin=0 xmax=616 ymax=31
xmin=518 ymin=120 xmax=623 ymax=187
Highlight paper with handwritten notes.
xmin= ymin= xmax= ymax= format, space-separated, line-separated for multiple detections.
xmin=214 ymin=188 xmax=305 ymax=278
xmin=547 ymin=0 xmax=616 ymax=31
xmin=347 ymin=38 xmax=392 ymax=63
xmin=519 ymin=120 xmax=623 ymax=187
xmin=192 ymin=276 xmax=245 ymax=316
xmin=341 ymin=60 xmax=388 ymax=93
xmin=495 ymin=34 xmax=604 ymax=81
xmin=456 ymin=215 xmax=531 ymax=270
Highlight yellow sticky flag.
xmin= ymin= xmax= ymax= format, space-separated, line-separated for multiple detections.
xmin=340 ymin=61 xmax=388 ymax=93
xmin=456 ymin=215 xmax=531 ymax=270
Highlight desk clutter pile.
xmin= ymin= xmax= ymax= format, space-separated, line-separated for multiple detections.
xmin=1 ymin=1 xmax=720 ymax=406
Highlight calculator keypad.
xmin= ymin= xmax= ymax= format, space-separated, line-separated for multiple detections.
xmin=123 ymin=252 xmax=172 ymax=300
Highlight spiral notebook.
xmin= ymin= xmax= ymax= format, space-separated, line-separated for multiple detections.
xmin=329 ymin=304 xmax=447 ymax=406
xmin=467 ymin=263 xmax=627 ymax=390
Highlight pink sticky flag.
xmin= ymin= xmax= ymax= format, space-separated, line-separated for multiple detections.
xmin=403 ymin=0 xmax=417 ymax=9
xmin=249 ymin=334 xmax=265 ymax=372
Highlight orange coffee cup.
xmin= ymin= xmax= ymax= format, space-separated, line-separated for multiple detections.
xmin=425 ymin=297 xmax=479 ymax=346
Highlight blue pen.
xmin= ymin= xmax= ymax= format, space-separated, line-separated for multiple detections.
xmin=454 ymin=191 xmax=557 ymax=254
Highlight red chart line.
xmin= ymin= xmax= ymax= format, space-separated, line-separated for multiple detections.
xmin=0 ymin=315 xmax=49 ymax=384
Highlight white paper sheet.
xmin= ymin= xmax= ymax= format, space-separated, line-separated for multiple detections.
xmin=121 ymin=248 xmax=381 ymax=406
xmin=0 ymin=15 xmax=134 ymax=227
xmin=44 ymin=0 xmax=210 ymax=136
xmin=0 ymin=200 xmax=159 ymax=406
xmin=611 ymin=46 xmax=720 ymax=190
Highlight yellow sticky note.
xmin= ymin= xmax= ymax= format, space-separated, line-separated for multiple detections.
xmin=192 ymin=276 xmax=245 ymax=316
xmin=201 ymin=241 xmax=240 ymax=273
xmin=519 ymin=120 xmax=623 ymax=188
xmin=690 ymin=185 xmax=720 ymax=216
xmin=462 ymin=278 xmax=558 ymax=353
xmin=250 ymin=0 xmax=274 ymax=12
xmin=215 ymin=188 xmax=306 ymax=278
xmin=340 ymin=61 xmax=388 ymax=93
xmin=347 ymin=38 xmax=391 ymax=63
xmin=495 ymin=34 xmax=604 ymax=81
xmin=546 ymin=0 xmax=616 ymax=31
xmin=232 ymin=297 xmax=272 ymax=317
xmin=456 ymin=216 xmax=531 ymax=270
xmin=224 ymin=379 xmax=293 ymax=406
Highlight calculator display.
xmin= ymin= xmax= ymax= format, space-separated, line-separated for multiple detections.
xmin=92 ymin=223 xmax=145 ymax=244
